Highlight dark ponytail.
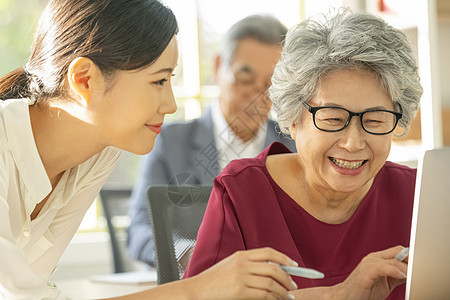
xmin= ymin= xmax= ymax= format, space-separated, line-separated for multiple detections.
xmin=0 ymin=0 xmax=178 ymax=102
xmin=0 ymin=67 xmax=30 ymax=101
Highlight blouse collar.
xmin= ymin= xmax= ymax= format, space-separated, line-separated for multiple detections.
xmin=3 ymin=99 xmax=52 ymax=215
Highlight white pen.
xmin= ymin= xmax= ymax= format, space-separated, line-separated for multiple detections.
xmin=394 ymin=247 xmax=409 ymax=262
xmin=280 ymin=265 xmax=325 ymax=279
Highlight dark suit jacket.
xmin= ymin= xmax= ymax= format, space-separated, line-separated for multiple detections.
xmin=127 ymin=108 xmax=296 ymax=265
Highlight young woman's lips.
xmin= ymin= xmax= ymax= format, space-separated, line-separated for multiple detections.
xmin=147 ymin=123 xmax=163 ymax=134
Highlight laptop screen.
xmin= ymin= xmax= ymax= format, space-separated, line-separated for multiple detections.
xmin=406 ymin=147 xmax=450 ymax=299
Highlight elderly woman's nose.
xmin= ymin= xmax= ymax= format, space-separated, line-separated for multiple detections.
xmin=338 ymin=118 xmax=366 ymax=151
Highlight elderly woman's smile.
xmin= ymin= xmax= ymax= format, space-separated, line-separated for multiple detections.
xmin=329 ymin=157 xmax=366 ymax=169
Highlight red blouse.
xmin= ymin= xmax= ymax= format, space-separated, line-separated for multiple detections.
xmin=184 ymin=142 xmax=416 ymax=299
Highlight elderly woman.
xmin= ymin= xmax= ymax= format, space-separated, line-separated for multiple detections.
xmin=184 ymin=9 xmax=422 ymax=300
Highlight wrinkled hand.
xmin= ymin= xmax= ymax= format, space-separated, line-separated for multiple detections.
xmin=334 ymin=245 xmax=408 ymax=300
xmin=188 ymin=247 xmax=298 ymax=300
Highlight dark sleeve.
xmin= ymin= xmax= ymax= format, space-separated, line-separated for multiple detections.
xmin=126 ymin=142 xmax=169 ymax=266
xmin=183 ymin=178 xmax=246 ymax=278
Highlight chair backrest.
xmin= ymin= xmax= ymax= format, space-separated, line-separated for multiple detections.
xmin=146 ymin=185 xmax=213 ymax=285
xmin=99 ymin=187 xmax=137 ymax=273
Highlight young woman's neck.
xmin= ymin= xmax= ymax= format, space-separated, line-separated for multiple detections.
xmin=28 ymin=99 xmax=106 ymax=186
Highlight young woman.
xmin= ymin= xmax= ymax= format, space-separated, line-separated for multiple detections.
xmin=0 ymin=0 xmax=297 ymax=299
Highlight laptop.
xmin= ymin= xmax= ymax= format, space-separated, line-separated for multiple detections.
xmin=406 ymin=147 xmax=450 ymax=299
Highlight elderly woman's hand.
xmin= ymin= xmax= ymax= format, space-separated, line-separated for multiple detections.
xmin=332 ymin=245 xmax=408 ymax=300
xmin=185 ymin=247 xmax=298 ymax=300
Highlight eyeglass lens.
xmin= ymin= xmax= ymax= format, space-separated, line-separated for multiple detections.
xmin=314 ymin=107 xmax=398 ymax=134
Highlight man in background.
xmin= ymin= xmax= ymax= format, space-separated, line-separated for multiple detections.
xmin=127 ymin=14 xmax=296 ymax=266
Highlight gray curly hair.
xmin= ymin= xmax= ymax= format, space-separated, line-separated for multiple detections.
xmin=269 ymin=9 xmax=423 ymax=136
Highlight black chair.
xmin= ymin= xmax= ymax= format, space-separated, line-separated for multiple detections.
xmin=99 ymin=187 xmax=139 ymax=273
xmin=146 ymin=185 xmax=213 ymax=284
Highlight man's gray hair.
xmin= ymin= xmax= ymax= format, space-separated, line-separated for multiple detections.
xmin=270 ymin=9 xmax=423 ymax=136
xmin=221 ymin=14 xmax=288 ymax=64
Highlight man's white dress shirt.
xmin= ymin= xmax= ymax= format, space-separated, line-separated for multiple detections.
xmin=0 ymin=99 xmax=121 ymax=299
xmin=211 ymin=100 xmax=267 ymax=170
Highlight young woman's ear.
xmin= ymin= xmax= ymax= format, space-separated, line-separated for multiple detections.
xmin=67 ymin=57 xmax=102 ymax=106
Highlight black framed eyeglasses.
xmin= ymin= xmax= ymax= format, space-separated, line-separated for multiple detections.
xmin=303 ymin=102 xmax=402 ymax=135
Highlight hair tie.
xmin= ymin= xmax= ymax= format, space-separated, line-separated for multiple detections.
xmin=24 ymin=64 xmax=38 ymax=104
xmin=23 ymin=64 xmax=31 ymax=76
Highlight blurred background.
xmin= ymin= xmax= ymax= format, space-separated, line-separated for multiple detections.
xmin=1 ymin=0 xmax=448 ymax=280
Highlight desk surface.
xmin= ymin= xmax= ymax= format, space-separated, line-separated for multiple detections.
xmin=53 ymin=278 xmax=156 ymax=299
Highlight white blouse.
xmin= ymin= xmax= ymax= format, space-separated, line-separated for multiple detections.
xmin=0 ymin=99 xmax=121 ymax=299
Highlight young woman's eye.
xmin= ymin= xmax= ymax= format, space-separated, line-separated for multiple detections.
xmin=154 ymin=79 xmax=168 ymax=86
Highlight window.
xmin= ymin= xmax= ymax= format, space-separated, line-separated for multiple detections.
xmin=159 ymin=0 xmax=301 ymax=121
xmin=0 ymin=0 xmax=46 ymax=76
